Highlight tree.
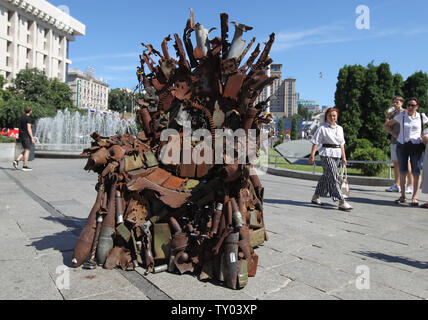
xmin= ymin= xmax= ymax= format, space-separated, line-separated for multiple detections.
xmin=392 ymin=73 xmax=404 ymax=97
xmin=291 ymin=115 xmax=298 ymax=140
xmin=0 ymin=75 xmax=11 ymax=102
xmin=403 ymin=71 xmax=428 ymax=112
xmin=0 ymin=69 xmax=74 ymax=129
xmin=359 ymin=62 xmax=394 ymax=154
xmin=109 ymin=88 xmax=134 ymax=113
xmin=48 ymin=78 xmax=74 ymax=110
xmin=334 ymin=64 xmax=366 ymax=155
xmin=9 ymin=68 xmax=73 ymax=112
xmin=277 ymin=118 xmax=284 ymax=141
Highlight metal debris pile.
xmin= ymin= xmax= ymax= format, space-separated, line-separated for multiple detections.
xmin=72 ymin=11 xmax=276 ymax=290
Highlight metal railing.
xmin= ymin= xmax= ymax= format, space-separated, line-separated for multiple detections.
xmin=269 ymin=155 xmax=393 ymax=179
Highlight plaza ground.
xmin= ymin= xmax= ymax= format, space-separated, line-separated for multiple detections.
xmin=0 ymin=158 xmax=427 ymax=300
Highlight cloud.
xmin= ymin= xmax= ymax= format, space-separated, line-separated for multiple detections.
xmin=273 ymin=24 xmax=428 ymax=51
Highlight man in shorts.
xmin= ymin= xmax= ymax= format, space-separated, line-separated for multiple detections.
xmin=385 ymin=96 xmax=413 ymax=193
xmin=13 ymin=106 xmax=34 ymax=171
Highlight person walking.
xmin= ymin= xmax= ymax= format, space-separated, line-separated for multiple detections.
xmin=308 ymin=107 xmax=353 ymax=211
xmin=384 ymin=97 xmax=428 ymax=206
xmin=384 ymin=96 xmax=414 ymax=194
xmin=12 ymin=106 xmax=34 ymax=171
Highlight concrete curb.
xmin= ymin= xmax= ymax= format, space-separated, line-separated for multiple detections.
xmin=267 ymin=166 xmax=394 ymax=187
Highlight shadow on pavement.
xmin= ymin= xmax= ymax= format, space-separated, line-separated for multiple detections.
xmin=28 ymin=216 xmax=85 ymax=267
xmin=347 ymin=196 xmax=410 ymax=208
xmin=0 ymin=166 xmax=20 ymax=172
xmin=264 ymin=198 xmax=338 ymax=209
xmin=352 ymin=251 xmax=428 ymax=269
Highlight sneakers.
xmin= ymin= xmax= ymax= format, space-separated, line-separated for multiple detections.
xmin=12 ymin=160 xmax=18 ymax=169
xmin=311 ymin=196 xmax=322 ymax=205
xmin=22 ymin=166 xmax=32 ymax=171
xmin=385 ymin=184 xmax=400 ymax=192
xmin=405 ymin=185 xmax=413 ymax=194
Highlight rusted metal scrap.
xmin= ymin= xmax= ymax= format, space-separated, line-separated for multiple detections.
xmin=72 ymin=10 xmax=275 ymax=290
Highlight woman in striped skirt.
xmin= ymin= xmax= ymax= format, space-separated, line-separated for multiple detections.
xmin=308 ymin=107 xmax=353 ymax=211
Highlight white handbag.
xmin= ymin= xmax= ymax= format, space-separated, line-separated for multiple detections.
xmin=339 ymin=164 xmax=350 ymax=198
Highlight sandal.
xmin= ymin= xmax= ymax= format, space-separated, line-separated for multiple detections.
xmin=338 ymin=202 xmax=353 ymax=211
xmin=394 ymin=196 xmax=406 ymax=204
xmin=410 ymin=199 xmax=419 ymax=207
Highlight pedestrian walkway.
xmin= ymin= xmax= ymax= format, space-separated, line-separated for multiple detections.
xmin=0 ymin=158 xmax=427 ymax=300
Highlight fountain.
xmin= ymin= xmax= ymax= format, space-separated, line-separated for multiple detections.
xmin=35 ymin=109 xmax=138 ymax=151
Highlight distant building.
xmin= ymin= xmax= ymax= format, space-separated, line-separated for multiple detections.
xmin=67 ymin=67 xmax=109 ymax=111
xmin=321 ymin=105 xmax=330 ymax=112
xmin=255 ymin=63 xmax=298 ymax=118
xmin=297 ymin=99 xmax=320 ymax=113
xmin=0 ymin=0 xmax=85 ymax=83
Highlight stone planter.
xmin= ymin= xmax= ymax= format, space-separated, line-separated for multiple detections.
xmin=0 ymin=143 xmax=16 ymax=162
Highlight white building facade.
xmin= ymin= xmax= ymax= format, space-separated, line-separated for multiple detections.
xmin=67 ymin=68 xmax=109 ymax=111
xmin=0 ymin=0 xmax=85 ymax=83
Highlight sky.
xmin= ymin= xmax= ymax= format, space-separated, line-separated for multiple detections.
xmin=47 ymin=0 xmax=428 ymax=108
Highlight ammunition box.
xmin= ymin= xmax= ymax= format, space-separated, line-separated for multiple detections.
xmin=144 ymin=151 xmax=159 ymax=167
xmin=249 ymin=227 xmax=265 ymax=248
xmin=154 ymin=223 xmax=172 ymax=260
xmin=116 ymin=223 xmax=131 ymax=242
xmin=124 ymin=155 xmax=145 ymax=171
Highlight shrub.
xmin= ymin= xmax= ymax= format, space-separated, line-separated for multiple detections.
xmin=351 ymin=146 xmax=389 ymax=176
xmin=0 ymin=135 xmax=15 ymax=143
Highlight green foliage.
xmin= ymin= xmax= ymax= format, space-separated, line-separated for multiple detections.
xmin=277 ymin=119 xmax=284 ymax=141
xmin=0 ymin=75 xmax=6 ymax=88
xmin=0 ymin=97 xmax=54 ymax=129
xmin=0 ymin=68 xmax=74 ymax=129
xmin=392 ymin=73 xmax=404 ymax=97
xmin=335 ymin=63 xmax=409 ymax=156
xmin=350 ymin=139 xmax=388 ymax=176
xmin=48 ymin=78 xmax=74 ymax=110
xmin=0 ymin=135 xmax=16 ymax=143
xmin=291 ymin=115 xmax=298 ymax=140
xmin=109 ymin=88 xmax=134 ymax=113
xmin=353 ymin=138 xmax=374 ymax=150
xmin=9 ymin=68 xmax=73 ymax=111
xmin=403 ymin=71 xmax=428 ymax=112
xmin=359 ymin=63 xmax=393 ymax=154
xmin=335 ymin=64 xmax=366 ymax=155
xmin=0 ymin=75 xmax=11 ymax=102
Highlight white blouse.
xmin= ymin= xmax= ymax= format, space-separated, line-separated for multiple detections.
xmin=311 ymin=123 xmax=345 ymax=158
xmin=393 ymin=111 xmax=428 ymax=144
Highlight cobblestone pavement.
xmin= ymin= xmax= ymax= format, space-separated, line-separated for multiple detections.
xmin=0 ymin=158 xmax=427 ymax=300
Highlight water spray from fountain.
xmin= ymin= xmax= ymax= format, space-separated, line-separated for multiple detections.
xmin=35 ymin=109 xmax=138 ymax=151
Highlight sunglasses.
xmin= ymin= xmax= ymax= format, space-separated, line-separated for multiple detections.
xmin=407 ymin=104 xmax=418 ymax=107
